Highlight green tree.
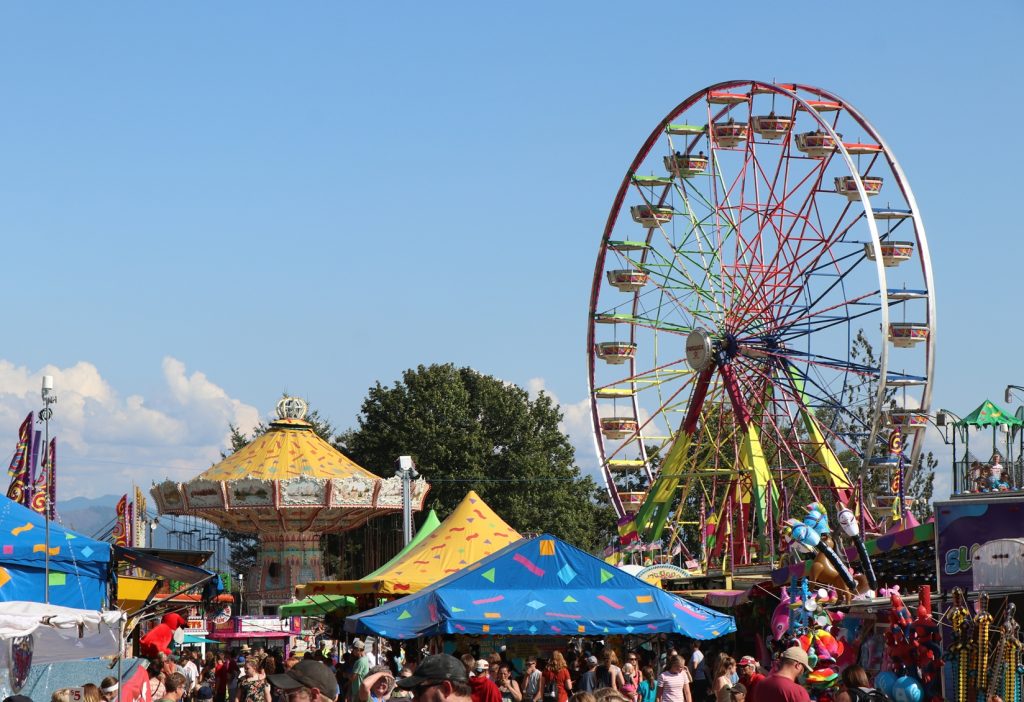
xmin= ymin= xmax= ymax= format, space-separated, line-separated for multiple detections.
xmin=340 ymin=363 xmax=617 ymax=550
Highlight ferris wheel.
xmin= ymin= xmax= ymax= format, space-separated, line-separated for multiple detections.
xmin=587 ymin=80 xmax=935 ymax=567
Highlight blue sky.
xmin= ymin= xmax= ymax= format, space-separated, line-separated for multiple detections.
xmin=0 ymin=1 xmax=1021 ymax=501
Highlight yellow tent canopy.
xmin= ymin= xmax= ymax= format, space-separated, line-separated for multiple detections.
xmin=301 ymin=491 xmax=521 ymax=597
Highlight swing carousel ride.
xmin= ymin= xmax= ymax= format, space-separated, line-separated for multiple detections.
xmin=588 ymin=80 xmax=936 ymax=572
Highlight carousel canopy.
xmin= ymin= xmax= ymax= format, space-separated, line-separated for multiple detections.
xmin=300 ymin=491 xmax=521 ymax=597
xmin=344 ymin=534 xmax=736 ymax=640
xmin=150 ymin=398 xmax=429 ymax=534
xmin=958 ymin=399 xmax=1023 ymax=428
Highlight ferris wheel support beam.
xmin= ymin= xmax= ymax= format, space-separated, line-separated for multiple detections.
xmin=629 ymin=365 xmax=714 ymax=544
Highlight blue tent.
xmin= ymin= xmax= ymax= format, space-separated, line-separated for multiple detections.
xmin=0 ymin=496 xmax=111 ymax=609
xmin=345 ymin=534 xmax=735 ymax=640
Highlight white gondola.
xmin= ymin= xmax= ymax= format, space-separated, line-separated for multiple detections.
xmin=751 ymin=114 xmax=793 ymax=140
xmin=630 ymin=204 xmax=674 ymax=227
xmin=888 ymin=409 xmax=929 ymax=433
xmin=888 ymin=322 xmax=930 ymax=348
xmin=596 ymin=342 xmax=637 ymax=365
xmin=712 ymin=120 xmax=748 ymax=148
xmin=798 ymin=99 xmax=842 ymax=112
xmin=864 ymin=241 xmax=915 ymax=267
xmin=607 ymin=269 xmax=649 ymax=292
xmin=619 ymin=491 xmax=646 ymax=514
xmin=600 ymin=417 xmax=639 ymax=440
xmin=794 ymin=130 xmax=838 ymax=158
xmin=835 ymin=175 xmax=883 ymax=201
xmin=663 ymin=152 xmax=708 ymax=177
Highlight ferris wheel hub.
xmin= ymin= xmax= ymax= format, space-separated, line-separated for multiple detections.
xmin=685 ymin=328 xmax=714 ymax=371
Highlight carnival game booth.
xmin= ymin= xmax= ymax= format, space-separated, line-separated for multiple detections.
xmin=0 ymin=496 xmax=111 ymax=609
xmin=344 ymin=534 xmax=735 ymax=640
xmin=0 ymin=601 xmax=127 ymax=698
xmin=301 ymin=492 xmax=522 ymax=601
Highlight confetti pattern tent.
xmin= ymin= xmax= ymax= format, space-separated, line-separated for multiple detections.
xmin=344 ymin=534 xmax=736 ymax=639
xmin=0 ymin=496 xmax=111 ymax=609
xmin=303 ymin=492 xmax=521 ymax=597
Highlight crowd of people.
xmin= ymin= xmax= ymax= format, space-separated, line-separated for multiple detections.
xmin=4 ymin=632 xmax=989 ymax=702
xmin=968 ymin=453 xmax=1013 ymax=492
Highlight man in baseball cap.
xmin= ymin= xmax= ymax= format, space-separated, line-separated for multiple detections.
xmin=737 ymin=656 xmax=764 ymax=698
xmin=269 ymin=659 xmax=341 ymax=702
xmin=395 ymin=654 xmax=472 ymax=702
xmin=751 ymin=647 xmax=809 ymax=702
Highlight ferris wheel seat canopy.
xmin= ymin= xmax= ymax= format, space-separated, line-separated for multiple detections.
xmin=608 ymin=240 xmax=649 ymax=252
xmin=665 ymin=123 xmax=705 ymax=136
xmin=865 ymin=241 xmax=915 ymax=267
xmin=708 ymin=91 xmax=750 ymax=104
xmin=887 ymin=288 xmax=928 ymax=300
xmin=798 ymin=100 xmax=843 ymax=112
xmin=873 ymin=208 xmax=913 ymax=220
xmin=632 ymin=174 xmax=674 ymax=187
xmin=844 ymin=142 xmax=883 ymax=155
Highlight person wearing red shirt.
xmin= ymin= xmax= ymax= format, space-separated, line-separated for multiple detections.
xmin=752 ymin=648 xmax=809 ymax=702
xmin=461 ymin=655 xmax=501 ymax=702
xmin=737 ymin=657 xmax=764 ymax=700
xmin=541 ymin=653 xmax=572 ymax=702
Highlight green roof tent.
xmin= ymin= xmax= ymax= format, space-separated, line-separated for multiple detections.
xmin=279 ymin=594 xmax=356 ymax=617
xmin=278 ymin=510 xmax=441 ymax=617
xmin=958 ymin=399 xmax=1024 ymax=427
xmin=363 ymin=509 xmax=441 ymax=579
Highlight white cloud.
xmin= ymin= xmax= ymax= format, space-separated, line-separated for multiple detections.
xmin=0 ymin=357 xmax=259 ymax=499
xmin=527 ymin=377 xmax=601 ymax=478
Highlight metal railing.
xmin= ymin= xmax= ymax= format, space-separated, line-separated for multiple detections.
xmin=952 ymin=455 xmax=1024 ymax=496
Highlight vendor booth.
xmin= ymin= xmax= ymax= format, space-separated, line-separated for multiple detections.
xmin=0 ymin=496 xmax=111 ymax=609
xmin=345 ymin=534 xmax=735 ymax=639
xmin=302 ymin=492 xmax=522 ymax=598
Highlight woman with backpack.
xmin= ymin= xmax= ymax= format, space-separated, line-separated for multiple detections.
xmin=543 ymin=652 xmax=573 ymax=702
xmin=835 ymin=665 xmax=888 ymax=702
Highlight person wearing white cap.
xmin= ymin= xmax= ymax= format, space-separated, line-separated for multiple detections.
xmin=752 ymin=648 xmax=809 ymax=702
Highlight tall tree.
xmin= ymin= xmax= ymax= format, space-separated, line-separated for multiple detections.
xmin=341 ymin=363 xmax=617 ymax=550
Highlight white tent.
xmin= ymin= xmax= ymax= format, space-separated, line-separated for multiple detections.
xmin=0 ymin=601 xmax=124 ymax=666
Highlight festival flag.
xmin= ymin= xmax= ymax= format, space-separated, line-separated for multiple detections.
xmin=112 ymin=494 xmax=128 ymax=546
xmin=27 ymin=429 xmax=41 ymax=505
xmin=6 ymin=413 xmax=33 ymax=505
xmin=30 ymin=438 xmax=50 ymax=516
xmin=134 ymin=486 xmax=146 ymax=548
xmin=889 ymin=428 xmax=904 ymax=520
xmin=48 ymin=438 xmax=57 ymax=520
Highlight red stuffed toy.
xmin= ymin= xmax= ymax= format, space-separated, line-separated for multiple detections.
xmin=140 ymin=612 xmax=187 ymax=658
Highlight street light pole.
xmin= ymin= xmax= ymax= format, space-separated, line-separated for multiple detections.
xmin=395 ymin=456 xmax=418 ymax=546
xmin=40 ymin=375 xmax=57 ymax=604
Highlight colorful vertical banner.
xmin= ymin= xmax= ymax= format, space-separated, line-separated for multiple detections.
xmin=27 ymin=430 xmax=41 ymax=505
xmin=6 ymin=414 xmax=33 ymax=505
xmin=889 ymin=427 xmax=904 ymax=520
xmin=112 ymin=494 xmax=128 ymax=546
xmin=47 ymin=438 xmax=56 ymax=520
xmin=134 ymin=486 xmax=146 ymax=548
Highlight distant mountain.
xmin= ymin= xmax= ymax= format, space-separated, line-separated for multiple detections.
xmin=57 ymin=494 xmax=120 ymax=539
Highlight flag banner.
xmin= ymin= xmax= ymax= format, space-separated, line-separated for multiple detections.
xmin=112 ymin=494 xmax=128 ymax=546
xmin=134 ymin=486 xmax=146 ymax=548
xmin=27 ymin=429 xmax=41 ymax=504
xmin=48 ymin=438 xmax=56 ymax=520
xmin=127 ymin=502 xmax=135 ymax=547
xmin=5 ymin=414 xmax=33 ymax=505
xmin=31 ymin=438 xmax=53 ymax=517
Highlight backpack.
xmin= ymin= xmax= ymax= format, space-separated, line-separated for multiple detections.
xmin=850 ymin=688 xmax=891 ymax=702
xmin=543 ymin=675 xmax=560 ymax=702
